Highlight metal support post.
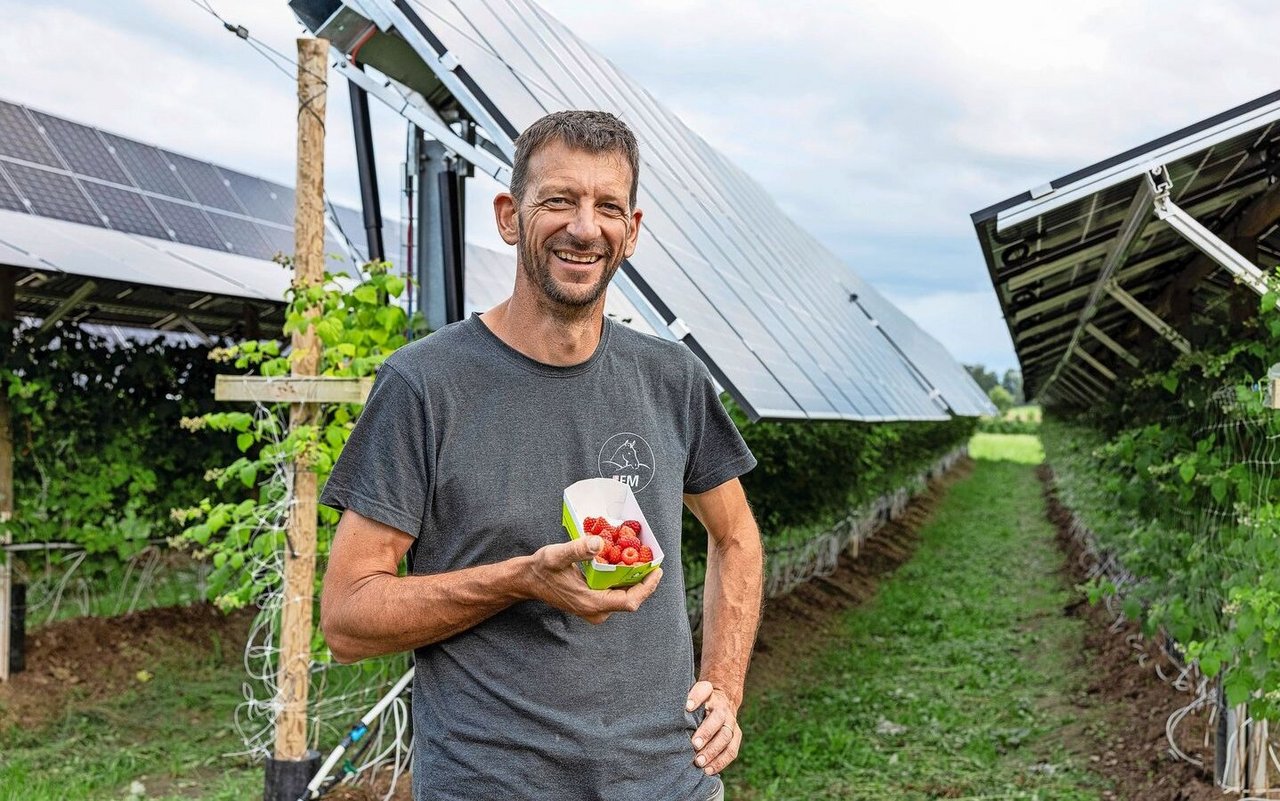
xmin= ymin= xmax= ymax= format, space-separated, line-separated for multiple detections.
xmin=349 ymin=78 xmax=385 ymax=262
xmin=414 ymin=131 xmax=465 ymax=331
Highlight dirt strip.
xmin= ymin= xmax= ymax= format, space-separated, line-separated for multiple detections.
xmin=1038 ymin=464 xmax=1220 ymax=801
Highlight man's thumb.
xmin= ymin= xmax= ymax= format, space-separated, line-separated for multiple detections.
xmin=557 ymin=535 xmax=602 ymax=564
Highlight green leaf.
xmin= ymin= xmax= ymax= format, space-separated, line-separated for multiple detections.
xmin=1161 ymin=373 xmax=1179 ymax=394
xmin=238 ymin=464 xmax=258 ymax=488
xmin=236 ymin=432 xmax=254 ymax=453
xmin=1225 ymin=676 xmax=1251 ymax=707
xmin=383 ymin=275 xmax=405 ymax=298
xmin=1179 ymin=460 xmax=1196 ymax=484
xmin=353 ymin=285 xmax=379 ymax=305
xmin=1210 ymin=477 xmax=1228 ymax=504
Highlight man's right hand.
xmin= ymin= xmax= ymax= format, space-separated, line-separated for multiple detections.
xmin=526 ymin=535 xmax=662 ymax=624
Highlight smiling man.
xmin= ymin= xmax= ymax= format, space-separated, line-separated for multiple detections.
xmin=319 ymin=110 xmax=763 ymax=801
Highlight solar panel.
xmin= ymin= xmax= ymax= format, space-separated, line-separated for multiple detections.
xmin=256 ymin=224 xmax=296 ymax=261
xmin=81 ymin=182 xmax=170 ymax=240
xmin=101 ymin=134 xmax=193 ymax=200
xmin=30 ymin=112 xmax=131 ymax=185
xmin=972 ymin=88 xmax=1280 ymax=399
xmin=0 ymin=101 xmax=61 ymax=168
xmin=150 ymin=198 xmax=227 ymax=251
xmin=207 ymin=211 xmax=273 ymax=259
xmin=296 ymin=0 xmax=984 ymax=419
xmin=0 ymin=167 xmax=29 ymax=214
xmin=2 ymin=162 xmax=102 ymax=227
xmin=222 ymin=169 xmax=292 ymax=225
xmin=165 ymin=151 xmax=245 ymax=213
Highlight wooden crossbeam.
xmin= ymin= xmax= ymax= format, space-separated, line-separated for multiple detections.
xmin=214 ymin=375 xmax=372 ymax=405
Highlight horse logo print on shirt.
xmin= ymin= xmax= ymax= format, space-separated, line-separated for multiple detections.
xmin=598 ymin=432 xmax=656 ymax=492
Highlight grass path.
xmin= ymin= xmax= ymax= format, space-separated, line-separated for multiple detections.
xmin=727 ymin=434 xmax=1108 ymax=800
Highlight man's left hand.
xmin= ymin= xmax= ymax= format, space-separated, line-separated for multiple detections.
xmin=686 ymin=679 xmax=742 ymax=775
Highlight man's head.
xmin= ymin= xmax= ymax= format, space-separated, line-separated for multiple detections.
xmin=495 ymin=111 xmax=643 ymax=316
xmin=509 ymin=110 xmax=641 ymax=211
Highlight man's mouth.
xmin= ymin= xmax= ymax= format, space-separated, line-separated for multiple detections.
xmin=553 ymin=250 xmax=603 ymax=265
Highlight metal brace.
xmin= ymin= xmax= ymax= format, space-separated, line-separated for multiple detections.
xmin=1149 ymin=166 xmax=1270 ymax=296
xmin=1103 ymin=280 xmax=1191 ymax=354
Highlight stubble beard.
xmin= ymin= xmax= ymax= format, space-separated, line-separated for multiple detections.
xmin=516 ymin=217 xmax=623 ymax=320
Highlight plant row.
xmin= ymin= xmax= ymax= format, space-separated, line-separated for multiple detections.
xmin=1039 ymin=286 xmax=1280 ymax=719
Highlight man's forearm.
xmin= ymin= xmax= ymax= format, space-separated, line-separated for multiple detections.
xmin=322 ymin=556 xmax=532 ymax=663
xmin=699 ymin=523 xmax=764 ymax=708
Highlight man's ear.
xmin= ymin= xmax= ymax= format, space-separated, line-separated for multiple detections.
xmin=623 ymin=207 xmax=644 ymax=259
xmin=494 ymin=192 xmax=519 ymax=246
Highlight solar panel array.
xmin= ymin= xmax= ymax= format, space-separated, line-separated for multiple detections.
xmin=0 ymin=99 xmax=395 ymax=269
xmin=972 ymin=89 xmax=1280 ymax=399
xmin=312 ymin=0 xmax=991 ymax=420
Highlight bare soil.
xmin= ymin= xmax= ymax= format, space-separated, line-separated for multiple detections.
xmin=1038 ymin=464 xmax=1220 ymax=801
xmin=0 ymin=602 xmax=253 ymax=730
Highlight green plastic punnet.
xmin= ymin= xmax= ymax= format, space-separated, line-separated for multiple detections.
xmin=562 ymin=477 xmax=664 ymax=589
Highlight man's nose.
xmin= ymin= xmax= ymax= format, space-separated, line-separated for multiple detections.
xmin=566 ymin=202 xmax=603 ymax=243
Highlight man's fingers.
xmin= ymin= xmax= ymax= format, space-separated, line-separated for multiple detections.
xmin=691 ymin=704 xmax=728 ymax=751
xmin=547 ymin=535 xmax=602 ymax=566
xmin=702 ymin=724 xmax=742 ymax=775
xmin=686 ymin=679 xmax=714 ymax=712
xmin=693 ymin=718 xmax=735 ymax=770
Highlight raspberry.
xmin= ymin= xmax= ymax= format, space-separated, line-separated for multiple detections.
xmin=584 ymin=516 xmax=604 ymax=535
xmin=617 ymin=535 xmax=642 ymax=552
xmin=605 ymin=544 xmax=622 ymax=564
xmin=617 ymin=524 xmax=636 ymax=539
xmin=637 ymin=545 xmax=653 ymax=563
xmin=599 ymin=525 xmax=618 ymax=543
xmin=620 ymin=546 xmax=640 ymax=565
xmin=623 ymin=520 xmax=643 ymax=535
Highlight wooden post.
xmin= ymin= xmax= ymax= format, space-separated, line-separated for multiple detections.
xmin=0 ymin=268 xmax=13 ymax=682
xmin=1247 ymin=716 xmax=1270 ymax=795
xmin=274 ymin=36 xmax=328 ymax=766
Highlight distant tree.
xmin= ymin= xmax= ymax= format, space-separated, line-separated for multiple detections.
xmin=1001 ymin=369 xmax=1024 ymax=404
xmin=988 ymin=385 xmax=1014 ymax=414
xmin=965 ymin=364 xmax=1000 ymax=393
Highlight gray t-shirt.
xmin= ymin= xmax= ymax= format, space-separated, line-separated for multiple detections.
xmin=320 ymin=312 xmax=756 ymax=801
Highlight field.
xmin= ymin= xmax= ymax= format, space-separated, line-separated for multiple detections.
xmin=0 ymin=434 xmax=1217 ymax=800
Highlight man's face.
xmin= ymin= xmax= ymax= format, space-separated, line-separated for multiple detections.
xmin=495 ymin=139 xmax=642 ymax=313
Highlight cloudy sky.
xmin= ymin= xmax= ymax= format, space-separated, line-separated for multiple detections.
xmin=3 ymin=0 xmax=1279 ymax=373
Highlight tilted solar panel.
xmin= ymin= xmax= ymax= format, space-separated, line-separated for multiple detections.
xmin=297 ymin=0 xmax=990 ymax=419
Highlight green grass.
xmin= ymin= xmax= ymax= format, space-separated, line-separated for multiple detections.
xmin=0 ymin=634 xmax=258 ymax=801
xmin=726 ymin=436 xmax=1104 ymax=800
xmin=969 ymin=432 xmax=1045 ymax=464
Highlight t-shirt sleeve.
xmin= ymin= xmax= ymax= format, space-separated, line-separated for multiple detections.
xmin=683 ymin=357 xmax=757 ymax=495
xmin=319 ymin=364 xmax=430 ymax=538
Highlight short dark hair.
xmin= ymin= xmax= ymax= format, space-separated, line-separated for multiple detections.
xmin=509 ymin=110 xmax=641 ymax=210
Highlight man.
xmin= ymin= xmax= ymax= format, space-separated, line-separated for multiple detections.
xmin=319 ymin=110 xmax=763 ymax=801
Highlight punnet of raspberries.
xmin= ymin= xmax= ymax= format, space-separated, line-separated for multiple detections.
xmin=583 ymin=516 xmax=654 ymax=565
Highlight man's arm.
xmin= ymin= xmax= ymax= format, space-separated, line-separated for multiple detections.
xmin=682 ymin=477 xmax=764 ymax=776
xmin=320 ymin=508 xmax=662 ymax=663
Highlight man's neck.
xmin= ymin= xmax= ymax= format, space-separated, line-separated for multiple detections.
xmin=479 ymin=290 xmax=605 ymax=367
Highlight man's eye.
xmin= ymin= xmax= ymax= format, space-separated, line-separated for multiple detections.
xmin=546 ymin=197 xmax=571 ymax=207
